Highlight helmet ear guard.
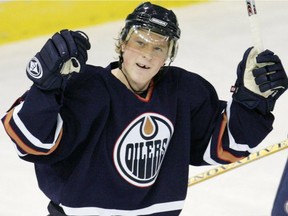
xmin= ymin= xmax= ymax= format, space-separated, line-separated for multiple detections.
xmin=168 ymin=39 xmax=178 ymax=63
xmin=120 ymin=2 xmax=181 ymax=62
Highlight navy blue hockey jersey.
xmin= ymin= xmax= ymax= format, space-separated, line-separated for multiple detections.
xmin=2 ymin=62 xmax=274 ymax=215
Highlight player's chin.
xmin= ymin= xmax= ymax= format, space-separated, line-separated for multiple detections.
xmin=132 ymin=74 xmax=153 ymax=85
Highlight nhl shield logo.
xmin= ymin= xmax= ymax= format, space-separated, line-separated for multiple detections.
xmin=113 ymin=113 xmax=174 ymax=187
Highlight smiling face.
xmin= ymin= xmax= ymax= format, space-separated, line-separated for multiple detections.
xmin=119 ymin=28 xmax=170 ymax=91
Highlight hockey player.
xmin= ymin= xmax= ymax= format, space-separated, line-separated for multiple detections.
xmin=2 ymin=2 xmax=288 ymax=216
xmin=272 ymin=159 xmax=288 ymax=215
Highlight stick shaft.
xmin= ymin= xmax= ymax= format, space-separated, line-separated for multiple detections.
xmin=188 ymin=139 xmax=288 ymax=187
xmin=246 ymin=0 xmax=264 ymax=52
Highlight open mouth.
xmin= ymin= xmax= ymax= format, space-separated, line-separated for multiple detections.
xmin=136 ymin=63 xmax=150 ymax=69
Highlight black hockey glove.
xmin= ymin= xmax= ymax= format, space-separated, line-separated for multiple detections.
xmin=232 ymin=47 xmax=288 ymax=115
xmin=26 ymin=29 xmax=91 ymax=91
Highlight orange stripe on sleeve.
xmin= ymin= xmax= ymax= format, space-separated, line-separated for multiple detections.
xmin=216 ymin=113 xmax=244 ymax=163
xmin=3 ymin=108 xmax=63 ymax=156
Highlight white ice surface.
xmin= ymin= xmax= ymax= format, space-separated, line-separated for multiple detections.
xmin=0 ymin=1 xmax=287 ymax=215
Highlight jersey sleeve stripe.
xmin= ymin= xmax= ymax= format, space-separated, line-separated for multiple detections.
xmin=203 ymin=100 xmax=257 ymax=165
xmin=226 ymin=100 xmax=257 ymax=153
xmin=216 ymin=113 xmax=245 ymax=163
xmin=3 ymin=107 xmax=63 ymax=156
xmin=203 ymin=137 xmax=218 ymax=164
xmin=13 ymin=102 xmax=63 ymax=149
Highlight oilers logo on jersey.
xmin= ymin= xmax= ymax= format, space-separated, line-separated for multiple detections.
xmin=113 ymin=113 xmax=174 ymax=187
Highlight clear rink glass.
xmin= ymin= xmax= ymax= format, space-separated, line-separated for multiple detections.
xmin=125 ymin=27 xmax=170 ymax=60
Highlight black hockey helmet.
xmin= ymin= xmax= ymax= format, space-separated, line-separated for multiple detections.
xmin=120 ymin=2 xmax=181 ymax=61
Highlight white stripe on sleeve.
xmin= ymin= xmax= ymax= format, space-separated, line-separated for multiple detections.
xmin=13 ymin=102 xmax=63 ymax=150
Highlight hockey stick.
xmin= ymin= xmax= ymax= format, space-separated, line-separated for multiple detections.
xmin=188 ymin=139 xmax=288 ymax=187
xmin=245 ymin=0 xmax=264 ymax=53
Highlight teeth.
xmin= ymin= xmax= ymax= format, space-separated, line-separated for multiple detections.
xmin=137 ymin=63 xmax=149 ymax=69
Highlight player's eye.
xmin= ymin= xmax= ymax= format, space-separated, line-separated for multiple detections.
xmin=135 ymin=40 xmax=145 ymax=47
xmin=154 ymin=46 xmax=163 ymax=53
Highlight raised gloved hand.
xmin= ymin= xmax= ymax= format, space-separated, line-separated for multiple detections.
xmin=232 ymin=47 xmax=288 ymax=115
xmin=26 ymin=29 xmax=91 ymax=91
